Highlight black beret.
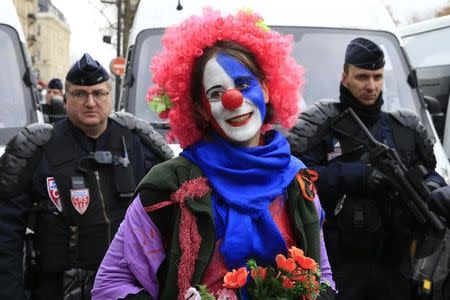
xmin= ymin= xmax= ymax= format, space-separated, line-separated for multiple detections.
xmin=66 ymin=53 xmax=110 ymax=86
xmin=47 ymin=78 xmax=63 ymax=90
xmin=345 ymin=37 xmax=385 ymax=70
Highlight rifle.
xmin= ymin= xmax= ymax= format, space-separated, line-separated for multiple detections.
xmin=331 ymin=108 xmax=445 ymax=232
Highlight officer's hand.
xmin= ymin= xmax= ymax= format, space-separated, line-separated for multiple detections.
xmin=429 ymin=186 xmax=450 ymax=224
xmin=366 ymin=166 xmax=395 ymax=194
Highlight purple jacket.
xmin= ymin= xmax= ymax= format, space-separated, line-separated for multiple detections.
xmin=92 ymin=194 xmax=335 ymax=299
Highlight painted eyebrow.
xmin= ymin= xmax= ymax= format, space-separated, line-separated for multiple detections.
xmin=236 ymin=75 xmax=254 ymax=82
xmin=205 ymin=85 xmax=222 ymax=95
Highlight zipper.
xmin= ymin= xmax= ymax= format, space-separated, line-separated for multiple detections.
xmin=94 ymin=170 xmax=111 ymax=244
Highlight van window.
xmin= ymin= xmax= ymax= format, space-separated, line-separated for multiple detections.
xmin=124 ymin=27 xmax=430 ymax=139
xmin=402 ymin=26 xmax=450 ymax=68
xmin=0 ymin=24 xmax=37 ymax=146
xmin=401 ymin=22 xmax=450 ymax=144
xmin=277 ymin=27 xmax=419 ymax=114
xmin=129 ymin=28 xmax=165 ymax=125
xmin=0 ymin=27 xmax=27 ymax=128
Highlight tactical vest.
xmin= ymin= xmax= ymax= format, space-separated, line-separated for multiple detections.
xmin=288 ymin=100 xmax=437 ymax=259
xmin=35 ymin=120 xmax=138 ymax=272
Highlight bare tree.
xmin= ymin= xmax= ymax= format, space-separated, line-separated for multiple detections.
xmin=90 ymin=0 xmax=140 ymax=58
xmin=122 ymin=0 xmax=139 ymax=57
xmin=436 ymin=4 xmax=450 ymax=17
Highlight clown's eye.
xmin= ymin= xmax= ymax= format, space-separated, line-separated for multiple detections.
xmin=236 ymin=82 xmax=250 ymax=90
xmin=235 ymin=77 xmax=254 ymax=91
xmin=208 ymin=90 xmax=223 ymax=101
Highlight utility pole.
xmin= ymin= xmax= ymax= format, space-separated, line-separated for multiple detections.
xmin=101 ymin=0 xmax=122 ymax=107
xmin=116 ymin=0 xmax=122 ymax=107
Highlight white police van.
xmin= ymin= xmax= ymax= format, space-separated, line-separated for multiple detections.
xmin=0 ymin=0 xmax=41 ymax=156
xmin=120 ymin=0 xmax=450 ymax=182
xmin=400 ymin=15 xmax=450 ymax=159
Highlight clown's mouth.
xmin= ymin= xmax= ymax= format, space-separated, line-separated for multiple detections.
xmin=226 ymin=112 xmax=253 ymax=127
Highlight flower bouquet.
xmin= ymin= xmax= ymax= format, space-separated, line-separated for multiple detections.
xmin=185 ymin=246 xmax=324 ymax=300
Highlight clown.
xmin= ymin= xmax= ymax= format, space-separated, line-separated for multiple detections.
xmin=93 ymin=8 xmax=335 ymax=300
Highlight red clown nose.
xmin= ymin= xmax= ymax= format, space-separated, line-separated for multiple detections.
xmin=221 ymin=89 xmax=244 ymax=110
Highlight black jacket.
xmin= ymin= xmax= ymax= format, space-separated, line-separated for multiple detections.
xmin=0 ymin=114 xmax=172 ymax=299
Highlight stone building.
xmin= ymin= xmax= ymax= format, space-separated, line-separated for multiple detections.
xmin=13 ymin=0 xmax=70 ymax=84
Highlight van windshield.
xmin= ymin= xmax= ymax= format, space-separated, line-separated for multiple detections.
xmin=126 ymin=27 xmax=424 ymax=131
xmin=402 ymin=26 xmax=450 ymax=68
xmin=0 ymin=25 xmax=31 ymax=145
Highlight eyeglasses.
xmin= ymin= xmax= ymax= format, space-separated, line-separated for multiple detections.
xmin=67 ymin=90 xmax=110 ymax=102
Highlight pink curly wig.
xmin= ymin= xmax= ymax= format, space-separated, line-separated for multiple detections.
xmin=147 ymin=7 xmax=304 ymax=148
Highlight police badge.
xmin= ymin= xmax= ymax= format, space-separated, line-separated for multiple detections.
xmin=70 ymin=188 xmax=90 ymax=215
xmin=46 ymin=177 xmax=62 ymax=212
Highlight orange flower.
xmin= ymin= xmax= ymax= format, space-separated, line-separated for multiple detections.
xmin=275 ymin=254 xmax=297 ymax=273
xmin=289 ymin=247 xmax=305 ymax=264
xmin=250 ymin=266 xmax=267 ymax=280
xmin=288 ymin=246 xmax=304 ymax=262
xmin=292 ymin=274 xmax=308 ymax=283
xmin=281 ymin=275 xmax=295 ymax=289
xmin=223 ymin=267 xmax=248 ymax=289
xmin=298 ymin=256 xmax=317 ymax=270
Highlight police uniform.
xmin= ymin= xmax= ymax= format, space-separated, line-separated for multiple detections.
xmin=42 ymin=78 xmax=66 ymax=124
xmin=288 ymin=38 xmax=446 ymax=299
xmin=0 ymin=54 xmax=173 ymax=300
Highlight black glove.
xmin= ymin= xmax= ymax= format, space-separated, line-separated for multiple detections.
xmin=366 ymin=166 xmax=396 ymax=194
xmin=317 ymin=284 xmax=336 ymax=300
xmin=429 ymin=186 xmax=450 ymax=225
xmin=121 ymin=290 xmax=151 ymax=300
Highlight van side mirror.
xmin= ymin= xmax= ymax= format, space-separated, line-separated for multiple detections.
xmin=407 ymin=69 xmax=419 ymax=89
xmin=424 ymin=95 xmax=443 ymax=115
xmin=425 ymin=95 xmax=445 ymax=139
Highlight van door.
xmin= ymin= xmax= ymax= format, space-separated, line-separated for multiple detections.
xmin=0 ymin=24 xmax=39 ymax=155
xmin=401 ymin=17 xmax=450 ymax=156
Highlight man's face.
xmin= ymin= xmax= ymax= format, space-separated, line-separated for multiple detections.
xmin=341 ymin=64 xmax=384 ymax=106
xmin=202 ymin=53 xmax=268 ymax=147
xmin=65 ymin=82 xmax=112 ymax=134
xmin=45 ymin=88 xmax=63 ymax=103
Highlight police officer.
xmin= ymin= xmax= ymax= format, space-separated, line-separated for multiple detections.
xmin=287 ymin=38 xmax=447 ymax=299
xmin=0 ymin=53 xmax=173 ymax=300
xmin=42 ymin=78 xmax=66 ymax=123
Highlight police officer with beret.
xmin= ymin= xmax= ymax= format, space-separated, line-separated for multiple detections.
xmin=42 ymin=78 xmax=66 ymax=123
xmin=288 ymin=38 xmax=447 ymax=299
xmin=0 ymin=53 xmax=173 ymax=299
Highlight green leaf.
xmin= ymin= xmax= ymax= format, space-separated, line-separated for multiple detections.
xmin=255 ymin=20 xmax=270 ymax=32
xmin=161 ymin=93 xmax=173 ymax=109
xmin=148 ymin=100 xmax=159 ymax=112
xmin=196 ymin=285 xmax=216 ymax=300
xmin=149 ymin=93 xmax=173 ymax=113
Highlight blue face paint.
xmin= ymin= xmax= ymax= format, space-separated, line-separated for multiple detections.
xmin=216 ymin=53 xmax=266 ymax=121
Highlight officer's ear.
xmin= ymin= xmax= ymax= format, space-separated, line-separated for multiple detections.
xmin=341 ymin=71 xmax=349 ymax=88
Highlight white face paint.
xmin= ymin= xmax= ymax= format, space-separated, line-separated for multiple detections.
xmin=203 ymin=57 xmax=264 ymax=146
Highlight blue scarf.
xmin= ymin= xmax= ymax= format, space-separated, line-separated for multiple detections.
xmin=181 ymin=131 xmax=305 ymax=268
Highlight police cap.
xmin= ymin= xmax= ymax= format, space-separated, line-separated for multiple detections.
xmin=66 ymin=53 xmax=110 ymax=86
xmin=345 ymin=37 xmax=385 ymax=70
xmin=47 ymin=78 xmax=63 ymax=90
